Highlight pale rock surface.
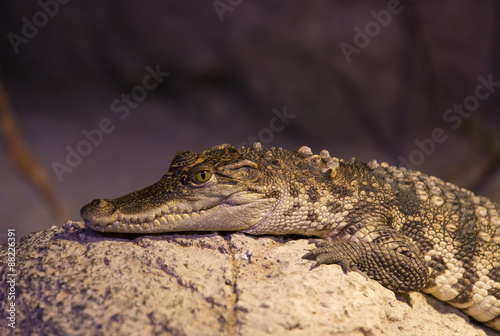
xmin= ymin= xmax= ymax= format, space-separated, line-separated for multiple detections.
xmin=0 ymin=221 xmax=498 ymax=336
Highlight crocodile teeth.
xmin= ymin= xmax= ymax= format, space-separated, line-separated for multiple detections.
xmin=138 ymin=214 xmax=155 ymax=222
xmin=153 ymin=219 xmax=161 ymax=228
xmin=161 ymin=207 xmax=171 ymax=215
xmin=159 ymin=217 xmax=167 ymax=224
xmin=167 ymin=215 xmax=175 ymax=222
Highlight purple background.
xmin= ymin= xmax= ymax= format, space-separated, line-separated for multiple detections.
xmin=0 ymin=0 xmax=499 ymax=241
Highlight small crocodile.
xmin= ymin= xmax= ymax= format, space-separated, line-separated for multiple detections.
xmin=81 ymin=143 xmax=500 ymax=331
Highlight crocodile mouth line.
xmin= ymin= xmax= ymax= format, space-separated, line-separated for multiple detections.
xmin=85 ymin=202 xmax=226 ymax=233
xmin=84 ymin=191 xmax=268 ymax=233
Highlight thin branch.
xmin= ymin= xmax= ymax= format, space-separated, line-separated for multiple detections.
xmin=0 ymin=79 xmax=69 ymax=224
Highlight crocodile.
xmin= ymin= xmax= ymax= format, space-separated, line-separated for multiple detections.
xmin=81 ymin=142 xmax=500 ymax=331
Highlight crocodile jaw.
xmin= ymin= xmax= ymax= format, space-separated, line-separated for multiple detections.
xmin=81 ymin=191 xmax=276 ymax=233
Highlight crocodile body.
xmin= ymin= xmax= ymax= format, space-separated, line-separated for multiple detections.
xmin=81 ymin=143 xmax=500 ymax=331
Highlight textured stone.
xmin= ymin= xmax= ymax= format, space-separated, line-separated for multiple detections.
xmin=0 ymin=221 xmax=497 ymax=335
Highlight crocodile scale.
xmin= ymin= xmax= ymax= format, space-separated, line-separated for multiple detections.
xmin=81 ymin=143 xmax=500 ymax=331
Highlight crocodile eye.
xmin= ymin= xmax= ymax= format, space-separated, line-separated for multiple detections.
xmin=192 ymin=170 xmax=212 ymax=184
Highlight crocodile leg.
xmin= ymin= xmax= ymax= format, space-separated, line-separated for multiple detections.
xmin=303 ymin=236 xmax=429 ymax=293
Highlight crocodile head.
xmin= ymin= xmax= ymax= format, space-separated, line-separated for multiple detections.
xmin=81 ymin=144 xmax=278 ymax=233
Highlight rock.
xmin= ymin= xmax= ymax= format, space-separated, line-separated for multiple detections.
xmin=0 ymin=221 xmax=497 ymax=335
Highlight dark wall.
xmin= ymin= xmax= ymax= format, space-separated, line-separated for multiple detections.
xmin=0 ymin=0 xmax=499 ymax=239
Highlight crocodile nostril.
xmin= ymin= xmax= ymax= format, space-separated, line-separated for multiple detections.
xmin=81 ymin=198 xmax=115 ymax=221
xmin=90 ymin=199 xmax=108 ymax=208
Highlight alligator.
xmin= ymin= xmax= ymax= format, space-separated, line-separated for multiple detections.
xmin=81 ymin=142 xmax=500 ymax=331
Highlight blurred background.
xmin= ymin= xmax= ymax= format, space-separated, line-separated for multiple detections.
xmin=0 ymin=0 xmax=499 ymax=242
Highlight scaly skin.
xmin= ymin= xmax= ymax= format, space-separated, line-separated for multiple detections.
xmin=81 ymin=143 xmax=500 ymax=331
